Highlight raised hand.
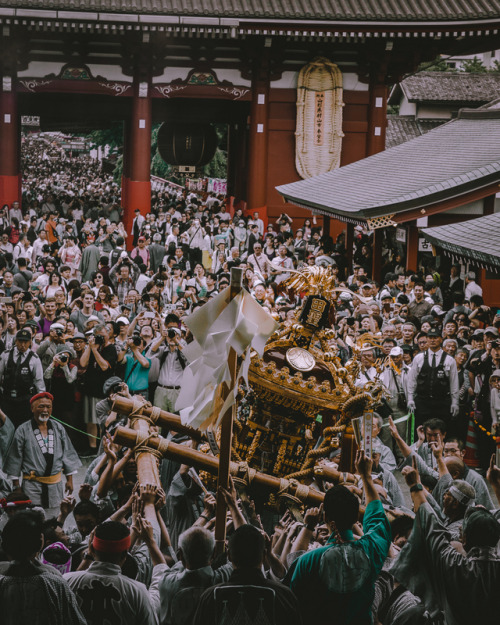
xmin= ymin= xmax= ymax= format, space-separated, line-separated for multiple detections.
xmin=430 ymin=434 xmax=443 ymax=459
xmin=79 ymin=483 xmax=93 ymax=501
xmin=388 ymin=416 xmax=399 ymax=439
xmin=402 ymin=455 xmax=420 ymax=488
xmin=486 ymin=453 xmax=500 ymax=491
xmin=60 ymin=495 xmax=76 ymax=518
xmin=304 ymin=504 xmax=324 ymax=530
xmin=140 ymin=483 xmax=158 ymax=505
xmin=416 ymin=425 xmax=425 ymax=444
xmin=355 ymin=450 xmax=373 ymax=480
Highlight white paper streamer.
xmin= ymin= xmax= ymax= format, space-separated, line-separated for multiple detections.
xmin=176 ymin=288 xmax=279 ymax=430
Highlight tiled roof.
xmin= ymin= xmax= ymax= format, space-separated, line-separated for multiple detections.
xmin=1 ymin=0 xmax=500 ymax=21
xmin=421 ymin=213 xmax=500 ymax=269
xmin=385 ymin=116 xmax=445 ymax=148
xmin=277 ymin=108 xmax=500 ymax=221
xmin=397 ymin=72 xmax=500 ymax=104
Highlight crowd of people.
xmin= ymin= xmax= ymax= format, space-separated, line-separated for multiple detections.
xmin=0 ymin=137 xmax=499 ymax=624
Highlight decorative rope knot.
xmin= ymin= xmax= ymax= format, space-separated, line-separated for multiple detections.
xmin=231 ymin=461 xmax=257 ymax=488
xmin=133 ymin=430 xmax=163 ymax=462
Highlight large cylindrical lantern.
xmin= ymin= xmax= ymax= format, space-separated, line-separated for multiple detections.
xmin=157 ymin=122 xmax=218 ymax=166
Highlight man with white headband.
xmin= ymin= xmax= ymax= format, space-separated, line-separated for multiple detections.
xmin=393 ymin=457 xmax=500 ymax=625
xmin=3 ymin=392 xmax=81 ymax=514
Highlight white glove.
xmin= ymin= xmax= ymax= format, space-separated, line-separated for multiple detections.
xmin=407 ymin=400 xmax=416 ymax=413
xmin=451 ymin=404 xmax=459 ymax=418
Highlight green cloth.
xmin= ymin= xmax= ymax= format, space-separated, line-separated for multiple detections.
xmin=290 ymin=499 xmax=391 ymax=625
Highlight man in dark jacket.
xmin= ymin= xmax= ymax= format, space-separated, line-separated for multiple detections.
xmin=194 ymin=524 xmax=302 ymax=625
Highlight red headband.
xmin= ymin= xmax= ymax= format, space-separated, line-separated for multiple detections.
xmin=30 ymin=392 xmax=54 ymax=405
xmin=0 ymin=498 xmax=32 ymax=508
xmin=93 ymin=534 xmax=131 ymax=554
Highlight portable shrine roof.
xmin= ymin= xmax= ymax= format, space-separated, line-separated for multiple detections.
xmin=389 ymin=71 xmax=500 ymax=106
xmin=277 ymin=104 xmax=500 ymax=227
xmin=421 ymin=212 xmax=500 ymax=270
xmin=1 ymin=0 xmax=500 ymax=22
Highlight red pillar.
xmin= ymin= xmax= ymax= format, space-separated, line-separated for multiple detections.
xmin=366 ymin=83 xmax=388 ymax=157
xmin=123 ymin=75 xmax=152 ymax=248
xmin=371 ymin=228 xmax=383 ymax=280
xmin=406 ymin=223 xmax=419 ymax=272
xmin=121 ymin=120 xmax=130 ymax=215
xmin=247 ymin=64 xmax=270 ymax=217
xmin=0 ymin=75 xmax=20 ymax=207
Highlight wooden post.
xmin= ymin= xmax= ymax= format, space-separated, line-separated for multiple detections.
xmin=371 ymin=228 xmax=383 ymax=281
xmin=0 ymin=73 xmax=20 ymax=207
xmin=406 ymin=223 xmax=419 ymax=272
xmin=113 ymin=426 xmax=325 ymax=506
xmin=215 ymin=266 xmax=243 ymax=553
xmin=247 ymin=60 xmax=270 ymax=211
xmin=366 ymin=83 xmax=388 ymax=157
xmin=123 ymin=72 xmax=152 ymax=249
xmin=111 ymin=396 xmax=205 ymax=441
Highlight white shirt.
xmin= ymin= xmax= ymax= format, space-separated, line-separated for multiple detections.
xmin=271 ymin=255 xmax=294 ymax=284
xmin=407 ymin=348 xmax=459 ymax=404
xmin=465 ymin=280 xmax=483 ymax=300
xmin=157 ymin=348 xmax=185 ymax=387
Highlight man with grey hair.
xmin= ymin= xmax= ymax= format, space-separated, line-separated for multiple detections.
xmin=393 ymin=457 xmax=500 ymax=625
xmin=148 ymin=526 xmax=232 ymax=625
xmin=443 ymin=338 xmax=458 ymax=357
xmin=464 ymin=270 xmax=482 ymax=300
xmin=149 ymin=232 xmax=167 ymax=272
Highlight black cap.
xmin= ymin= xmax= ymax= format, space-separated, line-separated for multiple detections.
xmin=16 ymin=328 xmax=32 ymax=341
xmin=427 ymin=328 xmax=442 ymax=338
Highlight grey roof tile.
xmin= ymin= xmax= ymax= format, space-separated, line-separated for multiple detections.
xmin=385 ymin=116 xmax=447 ymax=149
xmin=277 ymin=111 xmax=500 ymax=220
xmin=399 ymin=72 xmax=500 ymax=104
xmin=422 ymin=213 xmax=500 ymax=268
xmin=2 ymin=0 xmax=500 ymax=19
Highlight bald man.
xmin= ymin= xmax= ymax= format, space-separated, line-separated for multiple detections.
xmin=4 ymin=392 xmax=81 ymax=514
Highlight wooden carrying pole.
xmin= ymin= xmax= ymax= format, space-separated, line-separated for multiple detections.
xmin=215 ymin=266 xmax=243 ymax=553
xmin=111 ymin=396 xmax=205 ymax=441
xmin=113 ymin=425 xmax=325 ymax=506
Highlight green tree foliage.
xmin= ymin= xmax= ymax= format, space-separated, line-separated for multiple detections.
xmin=460 ymin=56 xmax=488 ymax=73
xmin=490 ymin=59 xmax=500 ymax=73
xmin=86 ymin=121 xmax=228 ymax=183
xmin=418 ymin=57 xmax=452 ymax=72
xmin=86 ymin=122 xmax=124 ymax=151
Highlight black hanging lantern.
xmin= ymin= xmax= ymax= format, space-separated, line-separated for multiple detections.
xmin=157 ymin=122 xmax=218 ymax=167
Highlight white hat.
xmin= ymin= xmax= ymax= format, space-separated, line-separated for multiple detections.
xmin=50 ymin=323 xmax=65 ymax=331
xmin=116 ymin=316 xmax=130 ymax=325
xmin=390 ymin=346 xmax=403 ymax=357
xmin=87 ymin=315 xmax=100 ymax=323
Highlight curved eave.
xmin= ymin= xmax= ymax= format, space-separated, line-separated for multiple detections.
xmin=422 ymin=228 xmax=500 ymax=270
xmin=278 ymin=168 xmax=500 ymax=223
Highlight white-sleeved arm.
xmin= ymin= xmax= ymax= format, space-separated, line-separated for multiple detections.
xmin=406 ymin=354 xmax=423 ymax=403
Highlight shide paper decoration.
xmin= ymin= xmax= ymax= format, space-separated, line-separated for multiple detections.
xmin=176 ymin=287 xmax=279 ymax=430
